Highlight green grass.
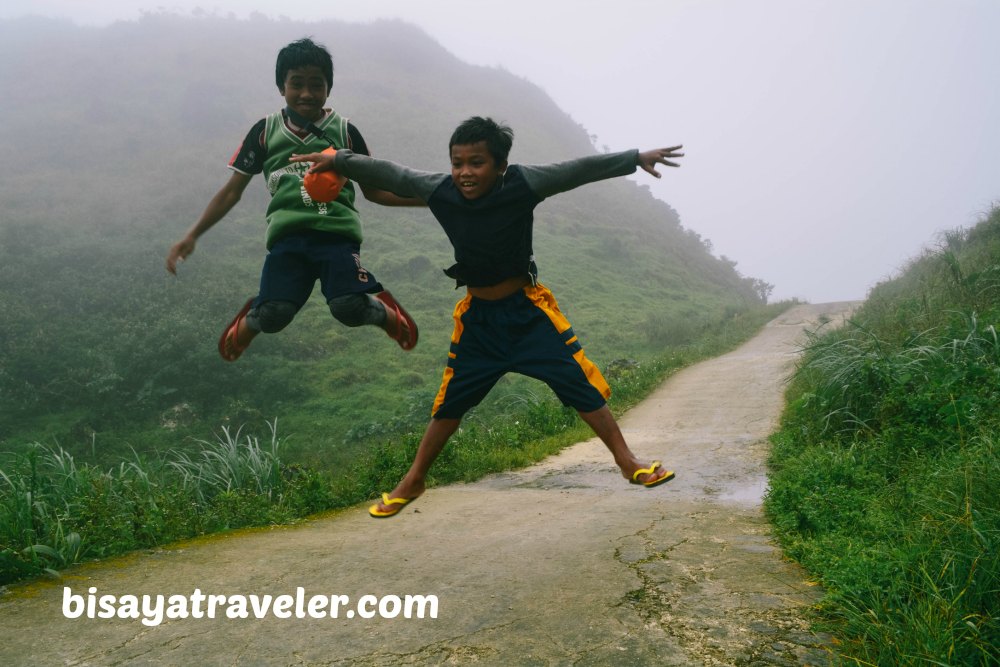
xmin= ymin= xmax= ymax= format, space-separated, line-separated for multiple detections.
xmin=0 ymin=423 xmax=336 ymax=585
xmin=765 ymin=207 xmax=1000 ymax=665
xmin=0 ymin=301 xmax=791 ymax=586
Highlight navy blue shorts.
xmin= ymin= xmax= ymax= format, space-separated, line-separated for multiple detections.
xmin=431 ymin=284 xmax=611 ymax=419
xmin=254 ymin=231 xmax=383 ymax=308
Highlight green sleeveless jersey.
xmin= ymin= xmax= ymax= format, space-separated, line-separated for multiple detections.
xmin=261 ymin=110 xmax=363 ymax=249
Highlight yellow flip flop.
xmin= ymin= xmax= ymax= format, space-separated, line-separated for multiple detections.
xmin=630 ymin=461 xmax=675 ymax=488
xmin=369 ymin=492 xmax=416 ymax=518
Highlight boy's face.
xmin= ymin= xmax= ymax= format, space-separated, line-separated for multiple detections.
xmin=450 ymin=141 xmax=507 ymax=201
xmin=280 ymin=65 xmax=330 ymax=122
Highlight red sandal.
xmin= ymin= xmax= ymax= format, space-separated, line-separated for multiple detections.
xmin=374 ymin=291 xmax=418 ymax=351
xmin=218 ymin=298 xmax=254 ymax=362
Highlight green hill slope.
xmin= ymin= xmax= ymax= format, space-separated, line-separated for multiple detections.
xmin=0 ymin=14 xmax=765 ymax=465
xmin=765 ymin=208 xmax=1000 ymax=663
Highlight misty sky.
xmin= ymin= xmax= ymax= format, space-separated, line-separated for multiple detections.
xmin=5 ymin=0 xmax=999 ymax=303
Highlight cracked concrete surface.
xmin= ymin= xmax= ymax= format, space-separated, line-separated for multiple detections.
xmin=0 ymin=302 xmax=855 ymax=666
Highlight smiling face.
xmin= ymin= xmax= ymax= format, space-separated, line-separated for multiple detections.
xmin=280 ymin=65 xmax=329 ymax=122
xmin=450 ymin=141 xmax=508 ymax=200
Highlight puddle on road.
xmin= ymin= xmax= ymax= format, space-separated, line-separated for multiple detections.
xmin=717 ymin=475 xmax=769 ymax=505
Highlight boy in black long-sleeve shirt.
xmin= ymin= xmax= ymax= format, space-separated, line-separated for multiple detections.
xmin=292 ymin=116 xmax=683 ymax=517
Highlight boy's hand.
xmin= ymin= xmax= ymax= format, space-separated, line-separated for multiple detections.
xmin=289 ymin=151 xmax=336 ymax=173
xmin=637 ymin=145 xmax=684 ymax=178
xmin=292 ymin=149 xmax=345 ymax=203
xmin=166 ymin=236 xmax=195 ymax=275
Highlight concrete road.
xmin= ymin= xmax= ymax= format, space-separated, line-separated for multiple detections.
xmin=0 ymin=302 xmax=855 ymax=666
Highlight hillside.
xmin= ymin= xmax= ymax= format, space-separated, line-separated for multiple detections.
xmin=765 ymin=207 xmax=1000 ymax=663
xmin=0 ymin=14 xmax=765 ymax=465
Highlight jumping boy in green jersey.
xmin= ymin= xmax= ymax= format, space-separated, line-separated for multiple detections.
xmin=166 ymin=38 xmax=420 ymax=360
xmin=292 ymin=116 xmax=682 ymax=517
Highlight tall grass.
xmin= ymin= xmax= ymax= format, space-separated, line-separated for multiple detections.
xmin=766 ymin=206 xmax=1000 ymax=665
xmin=0 ymin=422 xmax=334 ymax=585
xmin=1 ymin=302 xmax=791 ymax=587
xmin=168 ymin=423 xmax=283 ymax=503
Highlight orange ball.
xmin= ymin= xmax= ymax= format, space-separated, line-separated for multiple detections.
xmin=303 ymin=148 xmax=347 ymax=203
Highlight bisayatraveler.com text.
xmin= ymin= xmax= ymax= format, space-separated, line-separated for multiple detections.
xmin=63 ymin=586 xmax=439 ymax=626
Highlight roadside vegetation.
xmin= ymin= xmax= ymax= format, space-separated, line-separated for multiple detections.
xmin=1 ymin=301 xmax=790 ymax=586
xmin=765 ymin=206 xmax=1000 ymax=665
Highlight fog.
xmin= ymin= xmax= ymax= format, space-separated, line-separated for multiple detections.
xmin=5 ymin=0 xmax=999 ymax=303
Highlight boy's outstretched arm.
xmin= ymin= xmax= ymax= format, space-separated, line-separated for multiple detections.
xmin=637 ymin=145 xmax=684 ymax=178
xmin=290 ymin=150 xmax=443 ymax=204
xmin=521 ymin=145 xmax=683 ymax=200
xmin=358 ymin=184 xmax=426 ymax=208
xmin=166 ymin=171 xmax=252 ymax=275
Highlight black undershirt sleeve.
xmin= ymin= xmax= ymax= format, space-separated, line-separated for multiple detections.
xmin=228 ymin=118 xmax=267 ymax=175
xmin=347 ymin=123 xmax=371 ymax=157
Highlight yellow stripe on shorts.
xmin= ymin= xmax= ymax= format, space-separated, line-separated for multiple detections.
xmin=525 ymin=284 xmax=611 ymax=400
xmin=432 ymin=295 xmax=474 ymax=415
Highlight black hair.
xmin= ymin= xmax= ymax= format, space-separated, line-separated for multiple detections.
xmin=275 ymin=37 xmax=334 ymax=89
xmin=449 ymin=116 xmax=514 ymax=165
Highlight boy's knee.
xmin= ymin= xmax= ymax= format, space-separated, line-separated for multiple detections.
xmin=248 ymin=300 xmax=298 ymax=333
xmin=328 ymin=293 xmax=385 ymax=327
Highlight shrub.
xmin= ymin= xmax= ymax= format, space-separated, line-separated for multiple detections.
xmin=766 ymin=206 xmax=1000 ymax=664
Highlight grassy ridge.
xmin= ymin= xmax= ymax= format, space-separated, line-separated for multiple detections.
xmin=765 ymin=207 xmax=1000 ymax=664
xmin=0 ymin=302 xmax=791 ymax=586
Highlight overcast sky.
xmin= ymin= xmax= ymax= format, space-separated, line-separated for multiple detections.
xmin=5 ymin=0 xmax=999 ymax=303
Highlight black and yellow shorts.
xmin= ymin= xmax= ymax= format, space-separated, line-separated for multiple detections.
xmin=431 ymin=283 xmax=611 ymax=419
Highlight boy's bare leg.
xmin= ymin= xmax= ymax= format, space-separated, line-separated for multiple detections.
xmin=577 ymin=405 xmax=672 ymax=484
xmin=373 ymin=417 xmax=461 ymax=511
